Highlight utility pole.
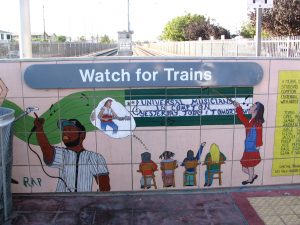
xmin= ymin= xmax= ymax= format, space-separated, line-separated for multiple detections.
xmin=255 ymin=7 xmax=262 ymax=56
xmin=127 ymin=0 xmax=130 ymax=32
xmin=43 ymin=5 xmax=46 ymax=41
xmin=19 ymin=0 xmax=32 ymax=58
xmin=247 ymin=0 xmax=273 ymax=57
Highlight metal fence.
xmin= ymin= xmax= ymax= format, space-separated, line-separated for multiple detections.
xmin=0 ymin=42 xmax=117 ymax=59
xmin=142 ymin=36 xmax=300 ymax=57
xmin=2 ymin=37 xmax=299 ymax=58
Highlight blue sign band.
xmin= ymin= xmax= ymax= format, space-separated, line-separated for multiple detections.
xmin=24 ymin=61 xmax=263 ymax=89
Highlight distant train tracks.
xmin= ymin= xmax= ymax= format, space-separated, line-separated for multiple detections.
xmin=133 ymin=46 xmax=167 ymax=56
xmin=90 ymin=46 xmax=167 ymax=57
xmin=92 ymin=48 xmax=118 ymax=57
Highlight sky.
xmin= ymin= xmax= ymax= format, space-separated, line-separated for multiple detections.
xmin=0 ymin=0 xmax=251 ymax=41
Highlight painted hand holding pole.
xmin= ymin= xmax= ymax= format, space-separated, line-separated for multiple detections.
xmin=14 ymin=106 xmax=39 ymax=122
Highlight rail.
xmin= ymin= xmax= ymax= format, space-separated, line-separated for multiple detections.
xmin=93 ymin=48 xmax=118 ymax=57
xmin=133 ymin=46 xmax=169 ymax=56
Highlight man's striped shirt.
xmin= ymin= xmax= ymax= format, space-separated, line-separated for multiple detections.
xmin=50 ymin=147 xmax=109 ymax=192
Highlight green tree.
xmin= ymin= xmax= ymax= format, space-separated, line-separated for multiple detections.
xmin=100 ymin=35 xmax=111 ymax=44
xmin=161 ymin=14 xmax=230 ymax=41
xmin=239 ymin=23 xmax=270 ymax=38
xmin=91 ymin=36 xmax=95 ymax=43
xmin=184 ymin=19 xmax=210 ymax=40
xmin=161 ymin=14 xmax=206 ymax=41
xmin=239 ymin=23 xmax=256 ymax=38
xmin=32 ymin=37 xmax=44 ymax=42
xmin=57 ymin=35 xmax=66 ymax=42
xmin=209 ymin=24 xmax=231 ymax=39
xmin=249 ymin=0 xmax=300 ymax=36
xmin=79 ymin=36 xmax=86 ymax=42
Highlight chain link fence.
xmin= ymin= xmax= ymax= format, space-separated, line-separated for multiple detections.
xmin=0 ymin=42 xmax=117 ymax=59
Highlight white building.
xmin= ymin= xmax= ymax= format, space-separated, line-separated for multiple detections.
xmin=0 ymin=30 xmax=12 ymax=42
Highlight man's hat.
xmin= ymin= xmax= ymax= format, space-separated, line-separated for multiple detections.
xmin=57 ymin=119 xmax=86 ymax=132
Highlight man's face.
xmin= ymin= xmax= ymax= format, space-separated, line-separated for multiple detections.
xmin=62 ymin=125 xmax=82 ymax=147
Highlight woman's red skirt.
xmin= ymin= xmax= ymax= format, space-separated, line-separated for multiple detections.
xmin=240 ymin=151 xmax=261 ymax=167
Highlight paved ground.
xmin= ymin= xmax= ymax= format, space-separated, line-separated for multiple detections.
xmin=233 ymin=188 xmax=300 ymax=225
xmin=4 ymin=185 xmax=300 ymax=225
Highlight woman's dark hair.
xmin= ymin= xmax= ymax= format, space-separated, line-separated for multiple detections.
xmin=159 ymin=151 xmax=175 ymax=159
xmin=104 ymin=99 xmax=112 ymax=106
xmin=254 ymin=102 xmax=265 ymax=124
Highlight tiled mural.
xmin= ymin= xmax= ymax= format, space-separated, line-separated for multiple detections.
xmin=0 ymin=59 xmax=299 ymax=193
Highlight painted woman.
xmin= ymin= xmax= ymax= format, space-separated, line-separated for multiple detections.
xmin=234 ymin=101 xmax=265 ymax=185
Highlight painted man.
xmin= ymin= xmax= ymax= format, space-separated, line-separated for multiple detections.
xmin=34 ymin=117 xmax=110 ymax=192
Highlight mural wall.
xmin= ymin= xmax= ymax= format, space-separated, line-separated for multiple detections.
xmin=0 ymin=59 xmax=299 ymax=193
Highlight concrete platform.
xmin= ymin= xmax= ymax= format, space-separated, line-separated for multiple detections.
xmin=7 ymin=185 xmax=300 ymax=225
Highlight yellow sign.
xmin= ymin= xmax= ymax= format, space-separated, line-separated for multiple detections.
xmin=272 ymin=71 xmax=300 ymax=176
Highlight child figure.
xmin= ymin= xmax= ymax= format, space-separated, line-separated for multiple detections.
xmin=138 ymin=152 xmax=158 ymax=189
xmin=203 ymin=143 xmax=226 ymax=187
xmin=159 ymin=151 xmax=178 ymax=187
xmin=181 ymin=142 xmax=206 ymax=186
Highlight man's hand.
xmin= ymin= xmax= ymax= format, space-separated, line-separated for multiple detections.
xmin=201 ymin=142 xmax=206 ymax=147
xmin=33 ymin=113 xmax=54 ymax=165
xmin=96 ymin=174 xmax=111 ymax=192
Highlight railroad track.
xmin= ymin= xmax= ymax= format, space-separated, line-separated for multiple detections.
xmin=89 ymin=46 xmax=168 ymax=57
xmin=93 ymin=48 xmax=118 ymax=57
xmin=133 ymin=46 xmax=167 ymax=56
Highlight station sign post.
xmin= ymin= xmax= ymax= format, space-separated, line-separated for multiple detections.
xmin=247 ymin=0 xmax=273 ymax=56
xmin=248 ymin=0 xmax=273 ymax=9
xmin=117 ymin=31 xmax=133 ymax=56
